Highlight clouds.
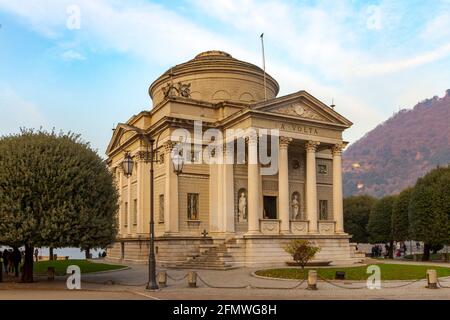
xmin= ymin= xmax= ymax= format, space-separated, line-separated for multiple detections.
xmin=0 ymin=0 xmax=449 ymax=147
xmin=61 ymin=49 xmax=85 ymax=61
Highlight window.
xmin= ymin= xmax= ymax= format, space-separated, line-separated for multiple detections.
xmin=318 ymin=164 xmax=328 ymax=174
xmin=319 ymin=200 xmax=328 ymax=220
xmin=124 ymin=202 xmax=128 ymax=227
xmin=132 ymin=199 xmax=137 ymax=226
xmin=159 ymin=194 xmax=165 ymax=223
xmin=187 ymin=193 xmax=199 ymax=220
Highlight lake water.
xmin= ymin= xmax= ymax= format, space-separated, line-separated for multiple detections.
xmin=0 ymin=246 xmax=102 ymax=259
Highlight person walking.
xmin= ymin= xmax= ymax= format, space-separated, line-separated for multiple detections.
xmin=7 ymin=250 xmax=14 ymax=274
xmin=34 ymin=248 xmax=39 ymax=262
xmin=12 ymin=247 xmax=21 ymax=277
xmin=2 ymin=249 xmax=9 ymax=274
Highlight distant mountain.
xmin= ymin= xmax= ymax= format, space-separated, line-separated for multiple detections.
xmin=343 ymin=89 xmax=450 ymax=197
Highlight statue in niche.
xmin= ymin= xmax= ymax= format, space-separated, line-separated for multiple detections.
xmin=291 ymin=192 xmax=301 ymax=220
xmin=237 ymin=188 xmax=247 ymax=222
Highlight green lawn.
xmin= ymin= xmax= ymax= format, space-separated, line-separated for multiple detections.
xmin=33 ymin=259 xmax=125 ymax=276
xmin=255 ymin=263 xmax=450 ymax=281
xmin=404 ymin=253 xmax=449 ymax=261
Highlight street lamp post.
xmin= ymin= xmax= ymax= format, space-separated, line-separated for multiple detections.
xmin=120 ymin=124 xmax=184 ymax=291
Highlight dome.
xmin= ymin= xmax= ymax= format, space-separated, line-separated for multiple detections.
xmin=149 ymin=50 xmax=279 ymax=105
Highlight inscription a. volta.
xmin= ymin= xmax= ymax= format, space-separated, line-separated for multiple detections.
xmin=279 ymin=123 xmax=319 ymax=135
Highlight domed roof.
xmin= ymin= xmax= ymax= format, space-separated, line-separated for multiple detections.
xmin=149 ymin=50 xmax=279 ymax=105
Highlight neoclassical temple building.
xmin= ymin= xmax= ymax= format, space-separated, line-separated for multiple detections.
xmin=106 ymin=50 xmax=363 ymax=268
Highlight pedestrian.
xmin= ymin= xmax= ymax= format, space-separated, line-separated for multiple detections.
xmin=403 ymin=243 xmax=407 ymax=256
xmin=12 ymin=247 xmax=21 ymax=277
xmin=34 ymin=248 xmax=39 ymax=262
xmin=7 ymin=249 xmax=14 ymax=274
xmin=2 ymin=249 xmax=9 ymax=274
xmin=416 ymin=242 xmax=420 ymax=251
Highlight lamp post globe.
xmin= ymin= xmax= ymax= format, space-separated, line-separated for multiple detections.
xmin=122 ymin=153 xmax=134 ymax=177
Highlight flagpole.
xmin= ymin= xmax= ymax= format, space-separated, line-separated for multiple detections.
xmin=260 ymin=33 xmax=267 ymax=101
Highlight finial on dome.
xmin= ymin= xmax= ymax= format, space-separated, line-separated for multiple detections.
xmin=195 ymin=50 xmax=232 ymax=59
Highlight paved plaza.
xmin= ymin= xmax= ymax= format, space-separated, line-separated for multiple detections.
xmin=1 ymin=260 xmax=450 ymax=300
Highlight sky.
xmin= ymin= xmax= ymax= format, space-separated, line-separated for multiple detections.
xmin=1 ymin=0 xmax=450 ymax=156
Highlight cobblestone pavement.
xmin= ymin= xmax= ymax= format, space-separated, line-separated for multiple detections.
xmin=1 ymin=260 xmax=450 ymax=300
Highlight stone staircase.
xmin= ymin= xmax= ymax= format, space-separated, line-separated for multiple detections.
xmin=173 ymin=238 xmax=243 ymax=270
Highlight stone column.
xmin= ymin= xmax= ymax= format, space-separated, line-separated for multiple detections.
xmin=305 ymin=141 xmax=320 ymax=233
xmin=126 ymin=168 xmax=132 ymax=235
xmin=136 ymin=151 xmax=147 ymax=234
xmin=222 ymin=146 xmax=235 ymax=233
xmin=246 ymin=134 xmax=261 ymax=234
xmin=279 ymin=136 xmax=292 ymax=233
xmin=332 ymin=144 xmax=345 ymax=233
xmin=117 ymin=167 xmax=123 ymax=235
xmin=164 ymin=141 xmax=179 ymax=234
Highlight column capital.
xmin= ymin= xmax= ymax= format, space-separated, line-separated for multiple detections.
xmin=245 ymin=133 xmax=259 ymax=145
xmin=164 ymin=140 xmax=182 ymax=154
xmin=331 ymin=143 xmax=345 ymax=156
xmin=163 ymin=140 xmax=174 ymax=152
xmin=305 ymin=141 xmax=320 ymax=152
xmin=136 ymin=150 xmax=151 ymax=162
xmin=279 ymin=136 xmax=293 ymax=148
xmin=115 ymin=165 xmax=124 ymax=174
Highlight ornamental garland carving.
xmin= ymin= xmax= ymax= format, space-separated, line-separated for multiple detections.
xmin=162 ymin=82 xmax=191 ymax=99
xmin=274 ymin=103 xmax=326 ymax=121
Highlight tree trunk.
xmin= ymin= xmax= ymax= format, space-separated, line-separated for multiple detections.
xmin=85 ymin=248 xmax=90 ymax=259
xmin=422 ymin=243 xmax=431 ymax=261
xmin=49 ymin=247 xmax=54 ymax=261
xmin=21 ymin=245 xmax=34 ymax=283
xmin=389 ymin=240 xmax=394 ymax=259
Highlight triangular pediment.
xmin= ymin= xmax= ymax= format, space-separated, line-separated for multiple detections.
xmin=106 ymin=123 xmax=138 ymax=155
xmin=253 ymin=91 xmax=353 ymax=127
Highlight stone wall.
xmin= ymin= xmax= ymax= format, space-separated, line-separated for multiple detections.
xmin=106 ymin=235 xmax=360 ymax=267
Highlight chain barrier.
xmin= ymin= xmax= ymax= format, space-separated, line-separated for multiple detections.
xmin=63 ymin=271 xmax=450 ymax=290
xmin=196 ymin=273 xmax=307 ymax=290
xmin=380 ymin=278 xmax=425 ymax=289
xmin=317 ymin=275 xmax=367 ymax=290
xmin=166 ymin=273 xmax=188 ymax=282
xmin=437 ymin=278 xmax=450 ymax=289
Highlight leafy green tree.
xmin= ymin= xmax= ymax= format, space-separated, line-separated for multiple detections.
xmin=284 ymin=240 xmax=320 ymax=270
xmin=0 ymin=129 xmax=118 ymax=282
xmin=367 ymin=195 xmax=396 ymax=258
xmin=392 ymin=188 xmax=413 ymax=242
xmin=343 ymin=195 xmax=376 ymax=243
xmin=409 ymin=166 xmax=450 ymax=261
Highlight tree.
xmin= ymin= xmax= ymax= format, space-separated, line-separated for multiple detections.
xmin=0 ymin=129 xmax=118 ymax=282
xmin=367 ymin=195 xmax=396 ymax=258
xmin=343 ymin=195 xmax=376 ymax=243
xmin=409 ymin=166 xmax=450 ymax=261
xmin=284 ymin=240 xmax=320 ymax=270
xmin=392 ymin=187 xmax=413 ymax=242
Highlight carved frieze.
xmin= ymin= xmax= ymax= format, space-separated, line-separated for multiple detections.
xmin=273 ymin=103 xmax=326 ymax=121
xmin=162 ymin=82 xmax=191 ymax=99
